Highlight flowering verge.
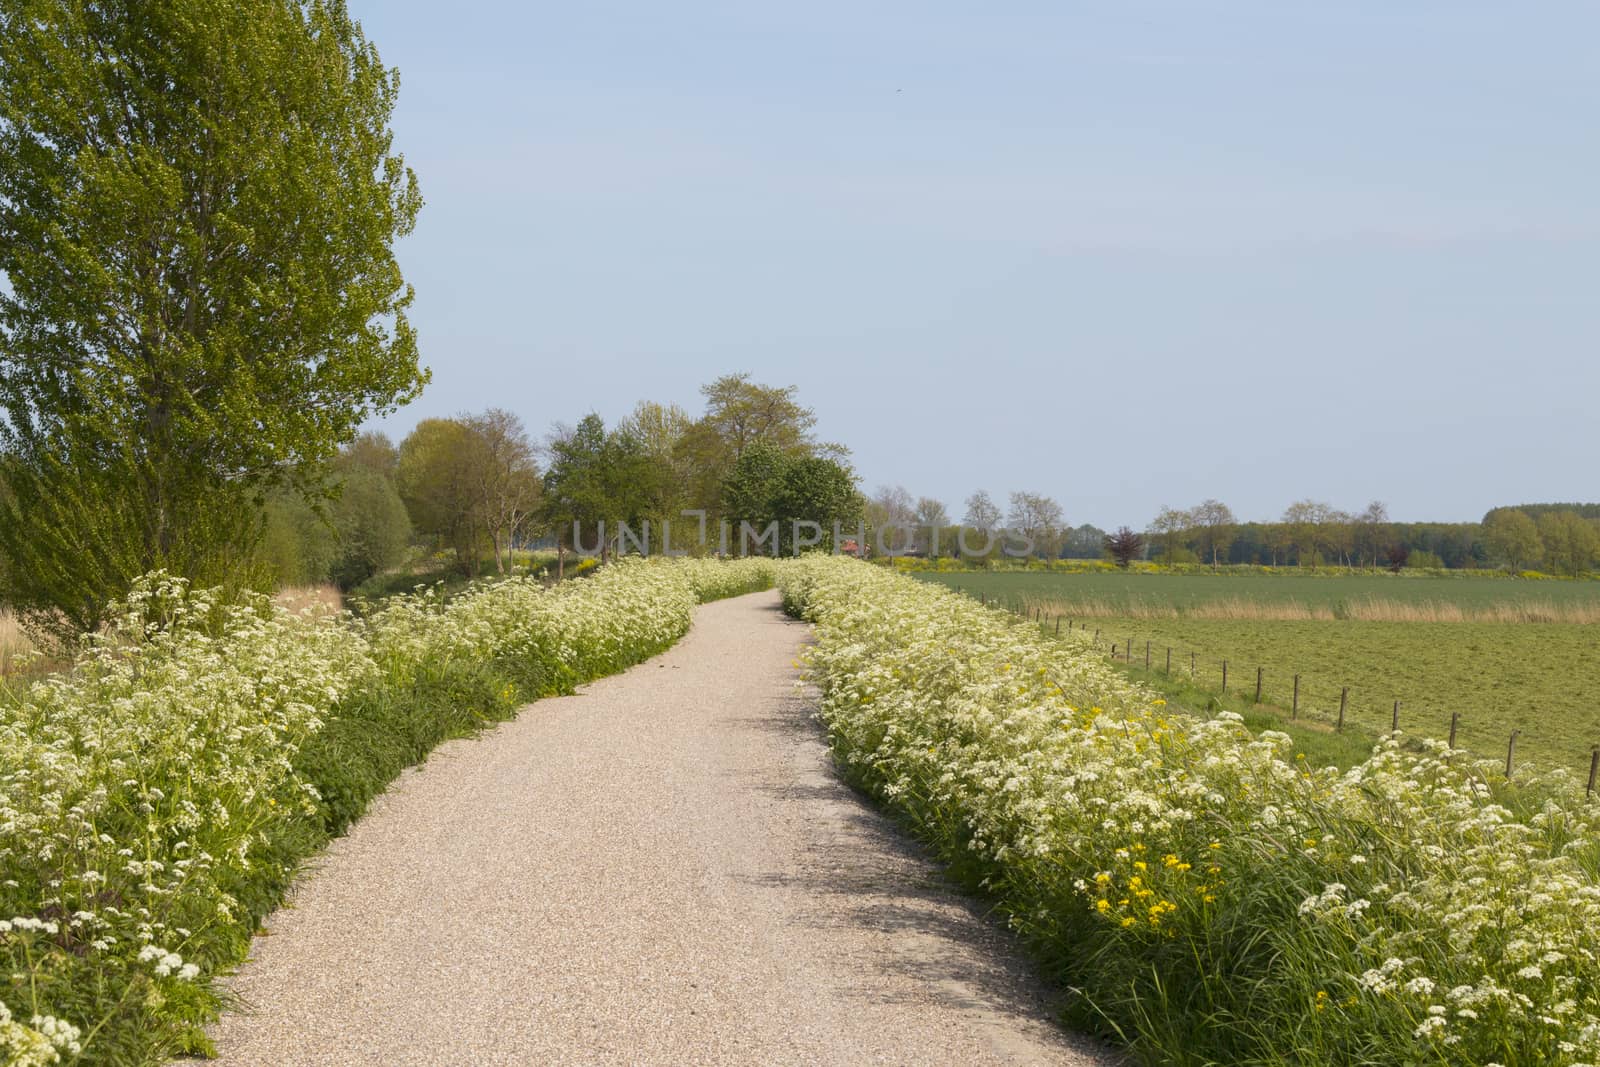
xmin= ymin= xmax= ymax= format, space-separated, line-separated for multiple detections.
xmin=781 ymin=557 xmax=1600 ymax=1067
xmin=0 ymin=557 xmax=773 ymax=1064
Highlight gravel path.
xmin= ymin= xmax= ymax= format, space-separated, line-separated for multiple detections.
xmin=207 ymin=591 xmax=1115 ymax=1066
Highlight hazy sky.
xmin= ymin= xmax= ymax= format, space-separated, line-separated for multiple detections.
xmin=357 ymin=2 xmax=1599 ymax=526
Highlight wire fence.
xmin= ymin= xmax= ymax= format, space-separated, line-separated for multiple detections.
xmin=973 ymin=592 xmax=1600 ymax=791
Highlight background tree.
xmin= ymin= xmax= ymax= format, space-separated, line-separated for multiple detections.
xmin=1324 ymin=509 xmax=1357 ymax=567
xmin=255 ymin=434 xmax=410 ymax=591
xmin=1536 ymin=511 xmax=1598 ymax=575
xmin=866 ymin=485 xmax=916 ymax=552
xmin=0 ymin=0 xmax=425 ymax=641
xmin=720 ymin=442 xmax=862 ymax=555
xmin=1355 ymin=501 xmax=1390 ymax=568
xmin=540 ymin=416 xmax=612 ymax=576
xmin=1063 ymin=523 xmax=1110 ymax=560
xmin=1149 ymin=506 xmax=1192 ymax=564
xmin=1104 ymin=526 xmax=1145 ymax=569
xmin=618 ymin=400 xmax=694 ymax=544
xmin=676 ymin=374 xmax=828 ymax=516
xmin=340 ymin=431 xmax=402 ymax=479
xmin=1190 ymin=499 xmax=1236 ymax=567
xmin=771 ymin=456 xmax=862 ymax=553
xmin=1483 ymin=508 xmax=1543 ymax=572
xmin=913 ymin=496 xmax=949 ymax=530
xmin=1281 ymin=500 xmax=1332 ymax=566
xmin=325 ymin=464 xmax=412 ymax=590
xmin=1007 ymin=491 xmax=1065 ymax=558
xmin=463 ymin=409 xmax=539 ymax=575
xmin=913 ymin=496 xmax=950 ymax=555
xmin=963 ymin=490 xmax=1002 ymax=533
xmin=398 ymin=419 xmax=485 ymax=574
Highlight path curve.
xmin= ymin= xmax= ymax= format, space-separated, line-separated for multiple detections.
xmin=208 ymin=591 xmax=1115 ymax=1066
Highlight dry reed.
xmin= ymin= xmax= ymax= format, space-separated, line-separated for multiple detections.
xmin=273 ymin=584 xmax=346 ymax=616
xmin=1020 ymin=593 xmax=1600 ymax=624
xmin=0 ymin=609 xmax=37 ymax=677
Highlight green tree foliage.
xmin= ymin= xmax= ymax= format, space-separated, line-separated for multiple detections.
xmin=326 ymin=465 xmax=411 ymax=590
xmin=256 ymin=435 xmax=411 ymax=590
xmin=1190 ymin=499 xmax=1237 ymax=567
xmin=539 ymin=414 xmax=664 ymax=564
xmin=1483 ymin=508 xmax=1544 ymax=571
xmin=1536 ymin=511 xmax=1599 ymax=576
xmin=398 ymin=419 xmax=484 ymax=572
xmin=339 ymin=430 xmax=402 ymax=479
xmin=0 ymin=0 xmax=424 ymax=641
xmin=1063 ymin=523 xmax=1111 ymax=560
xmin=675 ymin=373 xmax=832 ymax=517
xmin=720 ymin=442 xmax=862 ymax=555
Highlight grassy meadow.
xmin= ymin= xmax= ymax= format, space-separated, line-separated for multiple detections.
xmin=914 ymin=569 xmax=1600 ymax=775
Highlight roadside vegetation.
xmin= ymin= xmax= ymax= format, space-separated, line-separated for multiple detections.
xmin=784 ymin=556 xmax=1600 ymax=1066
xmin=914 ymin=570 xmax=1600 ymax=775
xmin=0 ymin=557 xmax=772 ymax=1063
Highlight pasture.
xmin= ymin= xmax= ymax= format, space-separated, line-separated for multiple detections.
xmin=915 ymin=569 xmax=1600 ymax=774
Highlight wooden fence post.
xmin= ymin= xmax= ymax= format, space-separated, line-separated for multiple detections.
xmin=1055 ymin=616 xmax=1061 ymax=635
xmin=1292 ymin=674 xmax=1300 ymax=719
xmin=1337 ymin=687 xmax=1348 ymax=732
xmin=1222 ymin=660 xmax=1228 ymax=691
xmin=1448 ymin=712 xmax=1459 ymax=751
xmin=1165 ymin=647 xmax=1172 ymax=676
xmin=1191 ymin=651 xmax=1196 ymax=677
xmin=1094 ymin=628 xmax=1100 ymax=644
xmin=1588 ymin=748 xmax=1599 ymax=797
xmin=1127 ymin=636 xmax=1133 ymax=663
xmin=1506 ymin=730 xmax=1520 ymax=778
xmin=1254 ymin=666 xmax=1262 ymax=704
xmin=1145 ymin=641 xmax=1151 ymax=668
xmin=1391 ymin=700 xmax=1400 ymax=734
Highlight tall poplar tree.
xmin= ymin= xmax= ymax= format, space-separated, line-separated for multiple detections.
xmin=0 ymin=1 xmax=426 ymax=640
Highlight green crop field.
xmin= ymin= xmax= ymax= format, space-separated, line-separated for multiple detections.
xmin=912 ymin=568 xmax=1600 ymax=615
xmin=913 ymin=570 xmax=1600 ymax=775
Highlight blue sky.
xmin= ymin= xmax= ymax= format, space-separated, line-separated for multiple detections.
xmin=357 ymin=2 xmax=1599 ymax=526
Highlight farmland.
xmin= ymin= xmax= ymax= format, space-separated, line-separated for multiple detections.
xmin=914 ymin=569 xmax=1600 ymax=774
xmin=914 ymin=568 xmax=1600 ymax=616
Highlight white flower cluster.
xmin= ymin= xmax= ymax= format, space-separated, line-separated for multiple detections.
xmin=781 ymin=556 xmax=1600 ymax=1066
xmin=0 ymin=558 xmax=772 ymax=1060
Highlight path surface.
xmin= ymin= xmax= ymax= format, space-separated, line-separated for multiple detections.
xmin=209 ymin=591 xmax=1114 ymax=1066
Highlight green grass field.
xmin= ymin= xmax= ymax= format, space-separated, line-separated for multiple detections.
xmin=916 ymin=570 xmax=1600 ymax=775
xmin=914 ymin=569 xmax=1600 ymax=614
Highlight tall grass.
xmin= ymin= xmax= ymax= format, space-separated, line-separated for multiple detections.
xmin=1021 ymin=592 xmax=1600 ymax=623
xmin=272 ymin=583 xmax=346 ymax=616
xmin=0 ymin=609 xmax=34 ymax=676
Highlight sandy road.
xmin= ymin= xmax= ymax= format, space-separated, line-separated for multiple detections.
xmin=208 ymin=591 xmax=1115 ymax=1066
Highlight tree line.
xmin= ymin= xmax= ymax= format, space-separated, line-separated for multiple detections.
xmin=215 ymin=372 xmax=867 ymax=586
xmin=1139 ymin=500 xmax=1600 ymax=574
xmin=840 ymin=488 xmax=1600 ymax=575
